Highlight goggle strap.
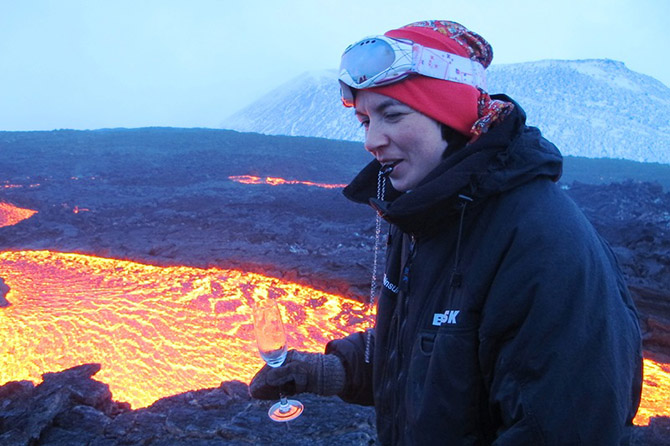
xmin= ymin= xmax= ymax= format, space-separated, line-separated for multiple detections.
xmin=412 ymin=44 xmax=487 ymax=90
xmin=338 ymin=35 xmax=488 ymax=107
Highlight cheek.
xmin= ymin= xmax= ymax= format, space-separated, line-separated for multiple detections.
xmin=406 ymin=132 xmax=446 ymax=165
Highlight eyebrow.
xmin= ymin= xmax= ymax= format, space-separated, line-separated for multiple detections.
xmin=355 ymin=98 xmax=405 ymax=118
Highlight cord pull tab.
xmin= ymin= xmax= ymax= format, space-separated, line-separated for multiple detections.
xmin=380 ymin=164 xmax=395 ymax=176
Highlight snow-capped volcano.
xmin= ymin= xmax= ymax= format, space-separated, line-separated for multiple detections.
xmin=222 ymin=59 xmax=670 ymax=164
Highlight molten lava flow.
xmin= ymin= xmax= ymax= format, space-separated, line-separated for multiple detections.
xmin=0 ymin=250 xmax=368 ymax=409
xmin=229 ymin=175 xmax=347 ymax=189
xmin=1 ymin=182 xmax=41 ymax=189
xmin=0 ymin=250 xmax=668 ymax=425
xmin=0 ymin=202 xmax=37 ymax=228
xmin=636 ymin=358 xmax=670 ymax=425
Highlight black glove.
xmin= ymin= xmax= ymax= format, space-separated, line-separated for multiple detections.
xmin=249 ymin=349 xmax=345 ymax=400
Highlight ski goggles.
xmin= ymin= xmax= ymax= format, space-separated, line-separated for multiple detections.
xmin=338 ymin=35 xmax=487 ymax=107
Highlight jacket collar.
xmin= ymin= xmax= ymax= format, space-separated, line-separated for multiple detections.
xmin=343 ymin=95 xmax=563 ymax=235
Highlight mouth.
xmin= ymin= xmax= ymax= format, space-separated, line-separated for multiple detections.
xmin=380 ymin=159 xmax=402 ymax=175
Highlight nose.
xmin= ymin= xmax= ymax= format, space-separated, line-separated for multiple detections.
xmin=364 ymin=121 xmax=389 ymax=156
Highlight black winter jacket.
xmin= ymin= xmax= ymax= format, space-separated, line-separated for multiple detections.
xmin=326 ymin=97 xmax=643 ymax=445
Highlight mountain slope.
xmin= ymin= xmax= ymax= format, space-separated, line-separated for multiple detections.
xmin=222 ymin=70 xmax=365 ymax=143
xmin=222 ymin=60 xmax=670 ymax=164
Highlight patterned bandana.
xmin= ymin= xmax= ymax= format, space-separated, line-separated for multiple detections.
xmin=408 ymin=20 xmax=494 ymax=68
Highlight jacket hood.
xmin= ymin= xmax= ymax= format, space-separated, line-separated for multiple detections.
xmin=343 ymin=95 xmax=563 ymax=234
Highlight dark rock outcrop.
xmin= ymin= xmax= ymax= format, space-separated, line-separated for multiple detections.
xmin=0 ymin=364 xmax=376 ymax=446
xmin=0 ymin=277 xmax=10 ymax=307
xmin=631 ymin=417 xmax=670 ymax=446
xmin=0 ymin=364 xmax=129 ymax=446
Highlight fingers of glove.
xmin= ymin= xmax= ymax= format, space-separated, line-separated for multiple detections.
xmin=249 ymin=362 xmax=310 ymax=399
xmin=249 ymin=364 xmax=283 ymax=400
xmin=276 ymin=362 xmax=310 ymax=393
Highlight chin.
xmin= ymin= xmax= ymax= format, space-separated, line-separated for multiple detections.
xmin=390 ymin=178 xmax=411 ymax=193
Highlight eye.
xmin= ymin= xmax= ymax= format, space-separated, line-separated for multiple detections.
xmin=383 ymin=108 xmax=409 ymax=122
xmin=357 ymin=116 xmax=370 ymax=129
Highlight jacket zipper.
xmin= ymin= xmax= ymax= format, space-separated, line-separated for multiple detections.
xmin=397 ymin=233 xmax=416 ymax=362
xmin=393 ymin=233 xmax=417 ymax=443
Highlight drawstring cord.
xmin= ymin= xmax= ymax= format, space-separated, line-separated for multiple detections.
xmin=365 ymin=167 xmax=390 ymax=363
xmin=450 ymin=194 xmax=473 ymax=289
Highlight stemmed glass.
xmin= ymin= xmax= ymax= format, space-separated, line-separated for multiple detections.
xmin=252 ymin=298 xmax=304 ymax=422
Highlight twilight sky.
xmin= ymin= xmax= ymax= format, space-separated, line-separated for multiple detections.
xmin=1 ymin=0 xmax=668 ymax=131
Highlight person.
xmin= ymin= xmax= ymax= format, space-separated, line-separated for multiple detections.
xmin=250 ymin=20 xmax=643 ymax=445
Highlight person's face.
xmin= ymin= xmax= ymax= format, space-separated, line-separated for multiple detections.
xmin=355 ymin=90 xmax=447 ymax=192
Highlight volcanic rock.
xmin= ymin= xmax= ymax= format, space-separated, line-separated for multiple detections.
xmin=631 ymin=417 xmax=670 ymax=446
xmin=0 ymin=364 xmax=129 ymax=446
xmin=0 ymin=365 xmax=375 ymax=446
xmin=0 ymin=277 xmax=9 ymax=307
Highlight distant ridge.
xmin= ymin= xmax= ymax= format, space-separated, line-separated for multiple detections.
xmin=222 ymin=70 xmax=365 ymax=142
xmin=222 ymin=59 xmax=670 ymax=164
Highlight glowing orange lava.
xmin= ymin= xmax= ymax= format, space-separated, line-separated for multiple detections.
xmin=229 ymin=175 xmax=347 ymax=189
xmin=0 ymin=202 xmax=37 ymax=228
xmin=0 ymin=250 xmax=667 ymax=426
xmin=0 ymin=250 xmax=368 ymax=409
xmin=636 ymin=359 xmax=670 ymax=425
xmin=1 ymin=182 xmax=41 ymax=189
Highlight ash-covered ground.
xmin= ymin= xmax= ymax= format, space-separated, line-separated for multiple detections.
xmin=1 ymin=128 xmax=669 ymax=445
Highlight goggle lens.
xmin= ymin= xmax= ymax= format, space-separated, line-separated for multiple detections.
xmin=340 ymin=38 xmax=396 ymax=85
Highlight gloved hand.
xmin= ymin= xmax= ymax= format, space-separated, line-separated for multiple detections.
xmin=249 ymin=349 xmax=345 ymax=400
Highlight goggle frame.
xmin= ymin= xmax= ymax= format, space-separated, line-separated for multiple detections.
xmin=338 ymin=35 xmax=487 ymax=107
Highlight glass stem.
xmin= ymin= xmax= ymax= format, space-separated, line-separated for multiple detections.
xmin=279 ymin=393 xmax=290 ymax=413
